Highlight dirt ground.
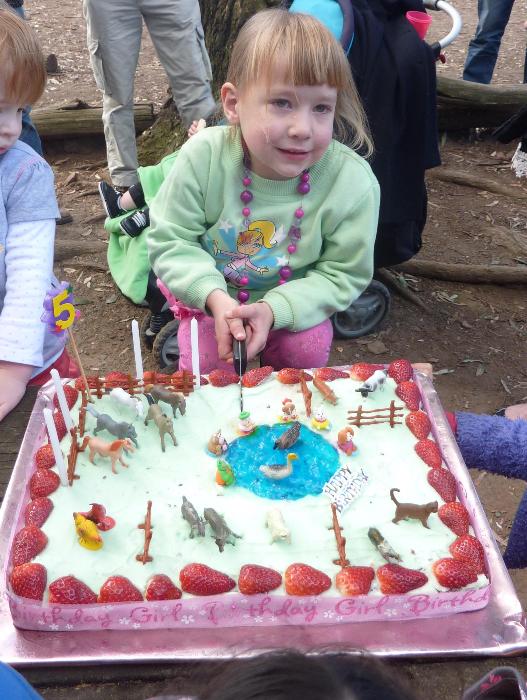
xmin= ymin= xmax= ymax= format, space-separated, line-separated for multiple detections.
xmin=15 ymin=0 xmax=527 ymax=696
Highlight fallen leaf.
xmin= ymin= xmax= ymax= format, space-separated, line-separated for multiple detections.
xmin=433 ymin=368 xmax=455 ymax=376
xmin=73 ymin=297 xmax=92 ymax=306
xmin=475 ymin=365 xmax=485 ymax=377
xmin=105 ymin=294 xmax=118 ymax=304
xmin=500 ymin=379 xmax=511 ymax=394
xmin=366 ymin=340 xmax=387 ymax=355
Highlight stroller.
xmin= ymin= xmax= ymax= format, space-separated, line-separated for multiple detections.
xmin=141 ymin=0 xmax=462 ymax=370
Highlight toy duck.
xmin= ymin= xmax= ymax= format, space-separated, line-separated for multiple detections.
xmin=73 ymin=512 xmax=103 ymax=550
xmin=311 ymin=406 xmax=330 ymax=431
xmin=259 ymin=453 xmax=298 ymax=480
xmin=238 ymin=411 xmax=256 ymax=436
xmin=216 ymin=459 xmax=235 ymax=486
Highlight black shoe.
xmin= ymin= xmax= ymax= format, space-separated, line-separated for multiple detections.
xmin=142 ymin=308 xmax=173 ymax=348
xmin=98 ymin=181 xmax=126 ymax=219
xmin=119 ymin=209 xmax=150 ymax=238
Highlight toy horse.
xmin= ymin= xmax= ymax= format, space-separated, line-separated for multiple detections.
xmin=80 ymin=435 xmax=135 ymax=474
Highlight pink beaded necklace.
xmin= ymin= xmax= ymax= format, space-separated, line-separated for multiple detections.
xmin=236 ymin=155 xmax=310 ymax=304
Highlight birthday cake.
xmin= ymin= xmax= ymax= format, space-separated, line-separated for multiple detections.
xmin=5 ymin=361 xmax=490 ymax=631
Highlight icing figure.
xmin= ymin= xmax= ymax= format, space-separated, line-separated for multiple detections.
xmin=80 ymin=435 xmax=135 ymax=474
xmin=238 ymin=410 xmax=256 ymax=435
xmin=337 ymin=427 xmax=357 ymax=456
xmin=144 ymin=402 xmax=178 ymax=452
xmin=266 ymin=508 xmax=291 ymax=544
xmin=86 ymin=405 xmax=139 ymax=447
xmin=390 ymin=488 xmax=438 ymax=529
xmin=144 ymin=384 xmax=186 ymax=418
xmin=109 ymin=387 xmax=144 ymax=419
xmin=356 ymin=369 xmax=388 ymax=398
xmin=259 ymin=452 xmax=298 ymax=480
xmin=279 ymin=398 xmax=298 ymax=423
xmin=214 ymin=220 xmax=274 ymax=286
xmin=216 ymin=459 xmax=235 ymax=486
xmin=80 ymin=503 xmax=116 ymax=531
xmin=181 ymin=496 xmax=205 ymax=538
xmin=73 ymin=512 xmax=103 ymax=550
xmin=273 ymin=421 xmax=301 ymax=450
xmin=311 ymin=406 xmax=330 ymax=431
xmin=203 ymin=507 xmax=242 ymax=553
xmin=207 ymin=430 xmax=228 ymax=456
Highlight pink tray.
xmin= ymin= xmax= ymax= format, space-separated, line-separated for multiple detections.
xmin=1 ymin=372 xmax=526 ymax=664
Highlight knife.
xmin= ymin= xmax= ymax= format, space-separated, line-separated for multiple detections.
xmin=232 ymin=337 xmax=247 ymax=412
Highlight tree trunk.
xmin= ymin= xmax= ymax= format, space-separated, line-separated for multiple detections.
xmin=394 ymin=259 xmax=527 ymax=285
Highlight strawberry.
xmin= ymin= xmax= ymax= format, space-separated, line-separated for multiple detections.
xmin=395 ymin=380 xmax=421 ymax=410
xmin=405 ymin=411 xmax=431 ymax=439
xmin=432 ymin=558 xmax=478 ymax=589
xmin=276 ymin=368 xmax=312 ymax=384
xmin=30 ymin=468 xmax=60 ymax=499
xmin=449 ymin=535 xmax=486 ymax=575
xmin=208 ymin=369 xmax=239 ymax=387
xmin=98 ymin=576 xmax=143 ymax=603
xmin=11 ymin=525 xmax=48 ymax=566
xmin=34 ymin=443 xmax=56 ymax=469
xmin=242 ymin=366 xmax=274 ymax=388
xmin=335 ymin=566 xmax=375 ymax=596
xmin=104 ymin=371 xmax=130 ymax=388
xmin=415 ymin=438 xmax=442 ymax=469
xmin=284 ymin=563 xmax=332 ymax=596
xmin=145 ymin=574 xmax=182 ymax=601
xmin=10 ymin=563 xmax=47 ymax=600
xmin=51 ymin=411 xmax=68 ymax=441
xmin=49 ymin=575 xmax=98 ymax=604
xmin=179 ymin=563 xmax=236 ymax=596
xmin=24 ymin=497 xmax=53 ymax=527
xmin=313 ymin=367 xmax=349 ymax=381
xmin=376 ymin=563 xmax=428 ymax=594
xmin=52 ymin=384 xmax=79 ymax=410
xmin=427 ymin=468 xmax=457 ymax=503
xmin=387 ymin=358 xmax=413 ymax=384
xmin=238 ymin=564 xmax=282 ymax=595
xmin=75 ymin=375 xmax=98 ymax=390
xmin=349 ymin=362 xmax=384 ymax=382
xmin=438 ymin=502 xmax=470 ymax=536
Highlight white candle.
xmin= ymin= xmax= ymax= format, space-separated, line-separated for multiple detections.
xmin=43 ymin=407 xmax=68 ymax=486
xmin=190 ymin=317 xmax=201 ymax=388
xmin=50 ymin=369 xmax=74 ymax=431
xmin=131 ymin=319 xmax=144 ymax=381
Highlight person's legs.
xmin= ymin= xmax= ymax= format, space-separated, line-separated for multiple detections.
xmin=261 ymin=319 xmax=333 ymax=371
xmin=463 ymin=0 xmax=515 ymax=84
xmin=82 ymin=0 xmax=143 ymax=186
xmin=141 ymin=0 xmax=216 ymax=126
xmin=503 ymin=489 xmax=527 ymax=568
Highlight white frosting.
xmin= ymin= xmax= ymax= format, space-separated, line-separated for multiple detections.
xmin=33 ymin=373 xmax=487 ymax=599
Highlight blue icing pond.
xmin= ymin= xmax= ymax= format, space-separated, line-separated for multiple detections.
xmin=225 ymin=423 xmax=340 ymax=500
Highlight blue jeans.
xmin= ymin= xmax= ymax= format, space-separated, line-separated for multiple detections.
xmin=463 ymin=0 xmax=515 ymax=84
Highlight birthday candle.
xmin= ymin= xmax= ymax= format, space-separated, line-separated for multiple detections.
xmin=50 ymin=369 xmax=74 ymax=431
xmin=131 ymin=319 xmax=144 ymax=381
xmin=190 ymin=317 xmax=201 ymax=388
xmin=43 ymin=408 xmax=68 ymax=486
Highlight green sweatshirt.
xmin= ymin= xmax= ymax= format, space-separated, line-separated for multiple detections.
xmin=147 ymin=126 xmax=379 ymax=331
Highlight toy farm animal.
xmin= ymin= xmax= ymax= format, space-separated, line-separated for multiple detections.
xmin=109 ymin=387 xmax=144 ymax=419
xmin=356 ymin=369 xmax=387 ymax=398
xmin=181 ymin=496 xmax=205 ymax=538
xmin=266 ymin=508 xmax=291 ymax=544
xmin=273 ymin=421 xmax=300 ymax=450
xmin=203 ymin=507 xmax=242 ymax=553
xmin=144 ymin=384 xmax=186 ymax=418
xmin=86 ymin=405 xmax=138 ymax=447
xmin=207 ymin=430 xmax=228 ymax=456
xmin=73 ymin=512 xmax=103 ymax=550
xmin=80 ymin=435 xmax=135 ymax=474
xmin=144 ymin=403 xmax=177 ymax=452
xmin=390 ymin=488 xmax=438 ymax=529
xmin=337 ymin=427 xmax=357 ymax=456
xmin=259 ymin=453 xmax=298 ymax=480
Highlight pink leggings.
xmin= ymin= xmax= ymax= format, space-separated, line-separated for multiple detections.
xmin=177 ymin=315 xmax=333 ymax=373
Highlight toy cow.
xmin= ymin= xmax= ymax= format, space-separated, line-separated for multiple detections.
xmin=355 ymin=369 xmax=388 ymax=398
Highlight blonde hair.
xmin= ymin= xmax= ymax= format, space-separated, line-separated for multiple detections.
xmin=226 ymin=9 xmax=372 ymax=156
xmin=0 ymin=8 xmax=46 ymax=106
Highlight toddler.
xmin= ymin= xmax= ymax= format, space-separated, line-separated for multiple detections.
xmin=147 ymin=9 xmax=379 ymax=372
xmin=0 ymin=9 xmax=78 ymax=422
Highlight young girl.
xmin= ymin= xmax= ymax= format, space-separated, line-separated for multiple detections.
xmin=147 ymin=9 xmax=380 ymax=372
xmin=0 ymin=9 xmax=78 ymax=422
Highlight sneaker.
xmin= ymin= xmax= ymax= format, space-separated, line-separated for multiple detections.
xmin=119 ymin=209 xmax=150 ymax=238
xmin=98 ymin=180 xmax=126 ymax=219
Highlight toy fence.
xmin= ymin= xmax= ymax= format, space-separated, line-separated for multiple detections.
xmin=348 ymin=401 xmax=404 ymax=428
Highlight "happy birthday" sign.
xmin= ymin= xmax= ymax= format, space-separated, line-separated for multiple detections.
xmin=323 ymin=465 xmax=369 ymax=513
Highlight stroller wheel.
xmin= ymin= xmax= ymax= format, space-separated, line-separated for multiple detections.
xmin=332 ymin=280 xmax=391 ymax=340
xmin=152 ymin=319 xmax=180 ymax=369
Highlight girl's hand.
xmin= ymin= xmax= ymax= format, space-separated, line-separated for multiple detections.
xmin=0 ymin=362 xmax=33 ymax=422
xmin=206 ymin=289 xmax=245 ymax=361
xmin=227 ymin=302 xmax=274 ymax=361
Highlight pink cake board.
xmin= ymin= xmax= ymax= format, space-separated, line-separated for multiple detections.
xmin=1 ymin=371 xmax=526 ymax=665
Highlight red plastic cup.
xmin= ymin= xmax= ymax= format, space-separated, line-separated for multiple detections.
xmin=406 ymin=10 xmax=432 ymax=40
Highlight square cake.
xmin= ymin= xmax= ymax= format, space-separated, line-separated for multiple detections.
xmin=4 ymin=361 xmax=490 ymax=631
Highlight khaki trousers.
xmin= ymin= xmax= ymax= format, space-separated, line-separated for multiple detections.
xmin=83 ymin=0 xmax=215 ymax=186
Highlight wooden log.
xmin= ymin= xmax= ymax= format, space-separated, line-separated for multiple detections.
xmin=394 ymin=260 xmax=527 ymax=285
xmin=55 ymin=239 xmax=107 ymax=261
xmin=427 ymin=168 xmax=527 ymax=200
xmin=32 ymin=103 xmax=155 ymax=139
